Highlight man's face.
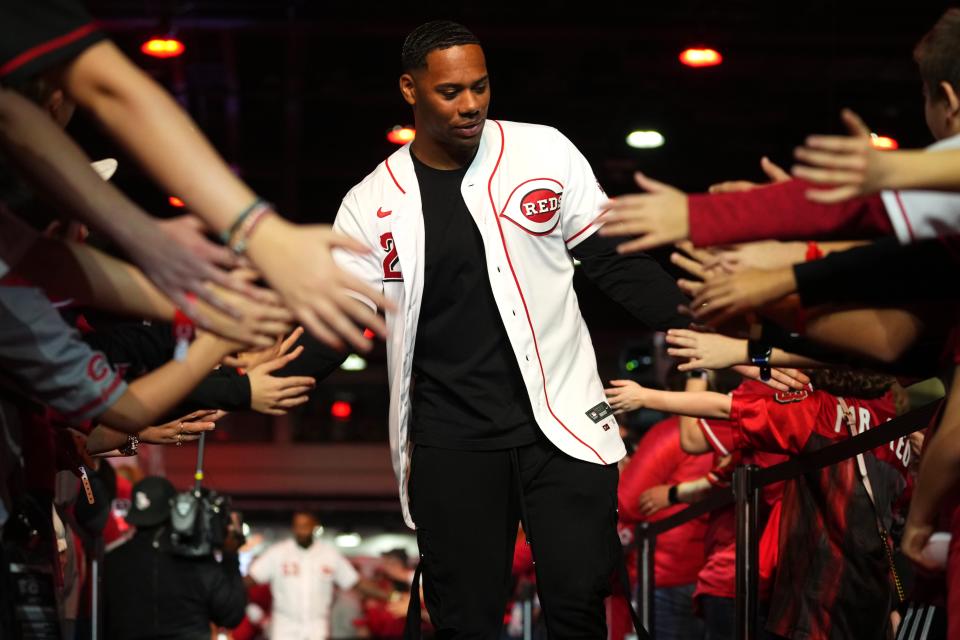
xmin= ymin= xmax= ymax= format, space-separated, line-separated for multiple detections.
xmin=292 ymin=514 xmax=317 ymax=548
xmin=404 ymin=44 xmax=490 ymax=153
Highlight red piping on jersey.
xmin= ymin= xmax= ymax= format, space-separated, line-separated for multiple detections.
xmin=699 ymin=418 xmax=730 ymax=456
xmin=499 ymin=177 xmax=565 ymax=213
xmin=500 ymin=214 xmax=560 ymax=236
xmin=498 ymin=177 xmax=563 ymax=237
xmin=892 ymin=191 xmax=916 ymax=242
xmin=384 ymin=156 xmax=406 ymax=195
xmin=60 ymin=371 xmax=124 ymax=420
xmin=0 ymin=23 xmax=100 ymax=77
xmin=564 ymin=209 xmax=609 ymax=245
xmin=486 ymin=120 xmax=607 ymax=464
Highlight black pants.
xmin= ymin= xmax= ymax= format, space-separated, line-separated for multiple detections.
xmin=408 ymin=437 xmax=620 ymax=639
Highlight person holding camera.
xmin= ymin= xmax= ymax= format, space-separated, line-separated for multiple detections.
xmin=104 ymin=476 xmax=247 ymax=640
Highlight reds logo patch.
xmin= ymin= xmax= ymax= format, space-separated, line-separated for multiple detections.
xmin=499 ymin=178 xmax=564 ymax=236
xmin=774 ymin=390 xmax=809 ymax=404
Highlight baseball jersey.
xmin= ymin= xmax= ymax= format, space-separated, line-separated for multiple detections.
xmin=248 ymin=538 xmax=359 ymax=640
xmin=0 ymin=204 xmax=38 ymax=280
xmin=880 ymin=133 xmax=960 ymax=244
xmin=333 ymin=120 xmax=626 ymax=527
xmin=693 ymin=421 xmax=786 ymax=603
xmin=721 ymin=388 xmax=906 ymax=640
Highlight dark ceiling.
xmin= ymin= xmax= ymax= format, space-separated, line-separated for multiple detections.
xmin=76 ymin=0 xmax=948 ymax=208
xmin=71 ymin=0 xmax=950 ymax=331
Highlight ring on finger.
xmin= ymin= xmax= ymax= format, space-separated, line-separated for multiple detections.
xmin=178 ymin=422 xmax=184 ymax=434
xmin=176 ymin=433 xmax=183 ymax=447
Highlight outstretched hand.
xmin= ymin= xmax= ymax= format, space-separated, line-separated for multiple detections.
xmin=792 ymin=109 xmax=889 ymax=203
xmin=688 ymin=268 xmax=796 ymax=326
xmin=598 ymin=172 xmax=690 ymax=253
xmin=246 ymin=217 xmax=393 ymax=353
xmin=604 ymin=379 xmax=646 ymax=414
xmin=247 ymin=344 xmax=316 ymax=416
xmin=138 ymin=409 xmax=224 ymax=446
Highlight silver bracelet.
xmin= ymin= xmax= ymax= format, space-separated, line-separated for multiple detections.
xmin=118 ymin=435 xmax=139 ymax=457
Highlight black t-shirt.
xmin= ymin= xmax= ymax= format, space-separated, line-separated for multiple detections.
xmin=410 ymin=153 xmax=539 ymax=450
xmin=0 ymin=0 xmax=105 ymax=85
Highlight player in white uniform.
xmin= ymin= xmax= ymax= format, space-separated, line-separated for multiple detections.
xmin=329 ymin=20 xmax=687 ymax=638
xmin=246 ymin=512 xmax=392 ymax=640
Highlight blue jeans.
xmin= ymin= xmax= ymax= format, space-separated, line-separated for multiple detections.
xmin=654 ymin=584 xmax=705 ymax=640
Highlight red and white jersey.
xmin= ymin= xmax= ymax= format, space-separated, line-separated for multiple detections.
xmin=248 ymin=539 xmax=359 ymax=640
xmin=881 ymin=133 xmax=960 ymax=243
xmin=333 ymin=120 xmax=625 ymax=527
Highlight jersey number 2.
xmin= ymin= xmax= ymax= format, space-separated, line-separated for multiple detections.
xmin=380 ymin=232 xmax=402 ymax=282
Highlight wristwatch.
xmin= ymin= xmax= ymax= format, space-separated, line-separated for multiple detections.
xmin=667 ymin=485 xmax=680 ymax=505
xmin=118 ymin=435 xmax=139 ymax=457
xmin=747 ymin=323 xmax=773 ymax=382
xmin=686 ymin=369 xmax=708 ymax=380
xmin=747 ymin=339 xmax=773 ymax=381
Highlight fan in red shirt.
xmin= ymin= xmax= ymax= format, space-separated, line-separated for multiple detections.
xmin=617 ymin=413 xmax=713 ymax=640
xmin=607 ymin=369 xmax=909 ymax=640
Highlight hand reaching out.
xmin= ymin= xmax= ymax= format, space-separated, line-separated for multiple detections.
xmin=792 ymin=109 xmax=889 ymax=203
xmin=638 ymin=485 xmax=672 ymax=517
xmin=247 ymin=345 xmax=316 ymax=416
xmin=604 ymin=379 xmax=647 ymax=413
xmin=598 ymin=172 xmax=690 ymax=253
xmin=138 ymin=409 xmax=224 ymax=445
xmin=245 ymin=217 xmax=393 ymax=353
xmin=688 ymin=268 xmax=797 ymax=325
xmin=222 ymin=326 xmax=304 ymax=371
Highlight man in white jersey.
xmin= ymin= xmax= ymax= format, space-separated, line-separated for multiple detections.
xmin=246 ymin=512 xmax=392 ymax=640
xmin=329 ymin=20 xmax=687 ymax=638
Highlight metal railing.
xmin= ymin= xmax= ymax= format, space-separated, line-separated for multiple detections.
xmin=633 ymin=400 xmax=941 ymax=640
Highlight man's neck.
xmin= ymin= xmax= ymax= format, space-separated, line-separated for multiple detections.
xmin=411 ymin=138 xmax=477 ymax=170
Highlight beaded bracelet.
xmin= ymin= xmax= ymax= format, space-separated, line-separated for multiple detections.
xmin=220 ymin=197 xmax=265 ymax=245
xmin=228 ymin=201 xmax=274 ymax=255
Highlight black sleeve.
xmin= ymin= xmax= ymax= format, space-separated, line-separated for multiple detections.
xmin=172 ymin=368 xmax=251 ymax=415
xmin=0 ymin=0 xmax=106 ymax=86
xmin=275 ymin=330 xmax=349 ymax=381
xmin=794 ymin=238 xmax=960 ymax=307
xmin=570 ymin=232 xmax=690 ymax=330
xmin=203 ymin=553 xmax=247 ymax=629
xmin=82 ymin=321 xmax=175 ymax=381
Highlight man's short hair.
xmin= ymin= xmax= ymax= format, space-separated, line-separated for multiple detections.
xmin=401 ymin=20 xmax=480 ymax=72
xmin=914 ymin=9 xmax=960 ymax=99
xmin=292 ymin=510 xmax=319 ymax=523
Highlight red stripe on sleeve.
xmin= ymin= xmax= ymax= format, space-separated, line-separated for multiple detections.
xmin=0 ymin=23 xmax=100 ymax=77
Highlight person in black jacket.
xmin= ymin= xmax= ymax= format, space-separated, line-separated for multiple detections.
xmin=104 ymin=476 xmax=246 ymax=640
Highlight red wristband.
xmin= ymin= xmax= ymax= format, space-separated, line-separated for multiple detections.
xmin=173 ymin=294 xmax=197 ymax=361
xmin=805 ymin=241 xmax=824 ymax=262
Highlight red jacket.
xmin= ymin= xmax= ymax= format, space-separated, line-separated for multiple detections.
xmin=618 ymin=417 xmax=713 ymax=587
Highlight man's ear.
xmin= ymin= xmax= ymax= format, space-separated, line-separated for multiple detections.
xmin=399 ymin=73 xmax=417 ymax=107
xmin=941 ymin=80 xmax=960 ymax=119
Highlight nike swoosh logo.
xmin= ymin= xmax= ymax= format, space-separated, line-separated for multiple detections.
xmin=377 ymin=207 xmax=392 ymax=218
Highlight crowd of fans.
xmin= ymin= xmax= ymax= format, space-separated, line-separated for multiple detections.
xmin=1 ymin=1 xmax=960 ymax=639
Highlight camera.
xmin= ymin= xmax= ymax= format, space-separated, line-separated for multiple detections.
xmin=169 ymin=487 xmax=244 ymax=557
